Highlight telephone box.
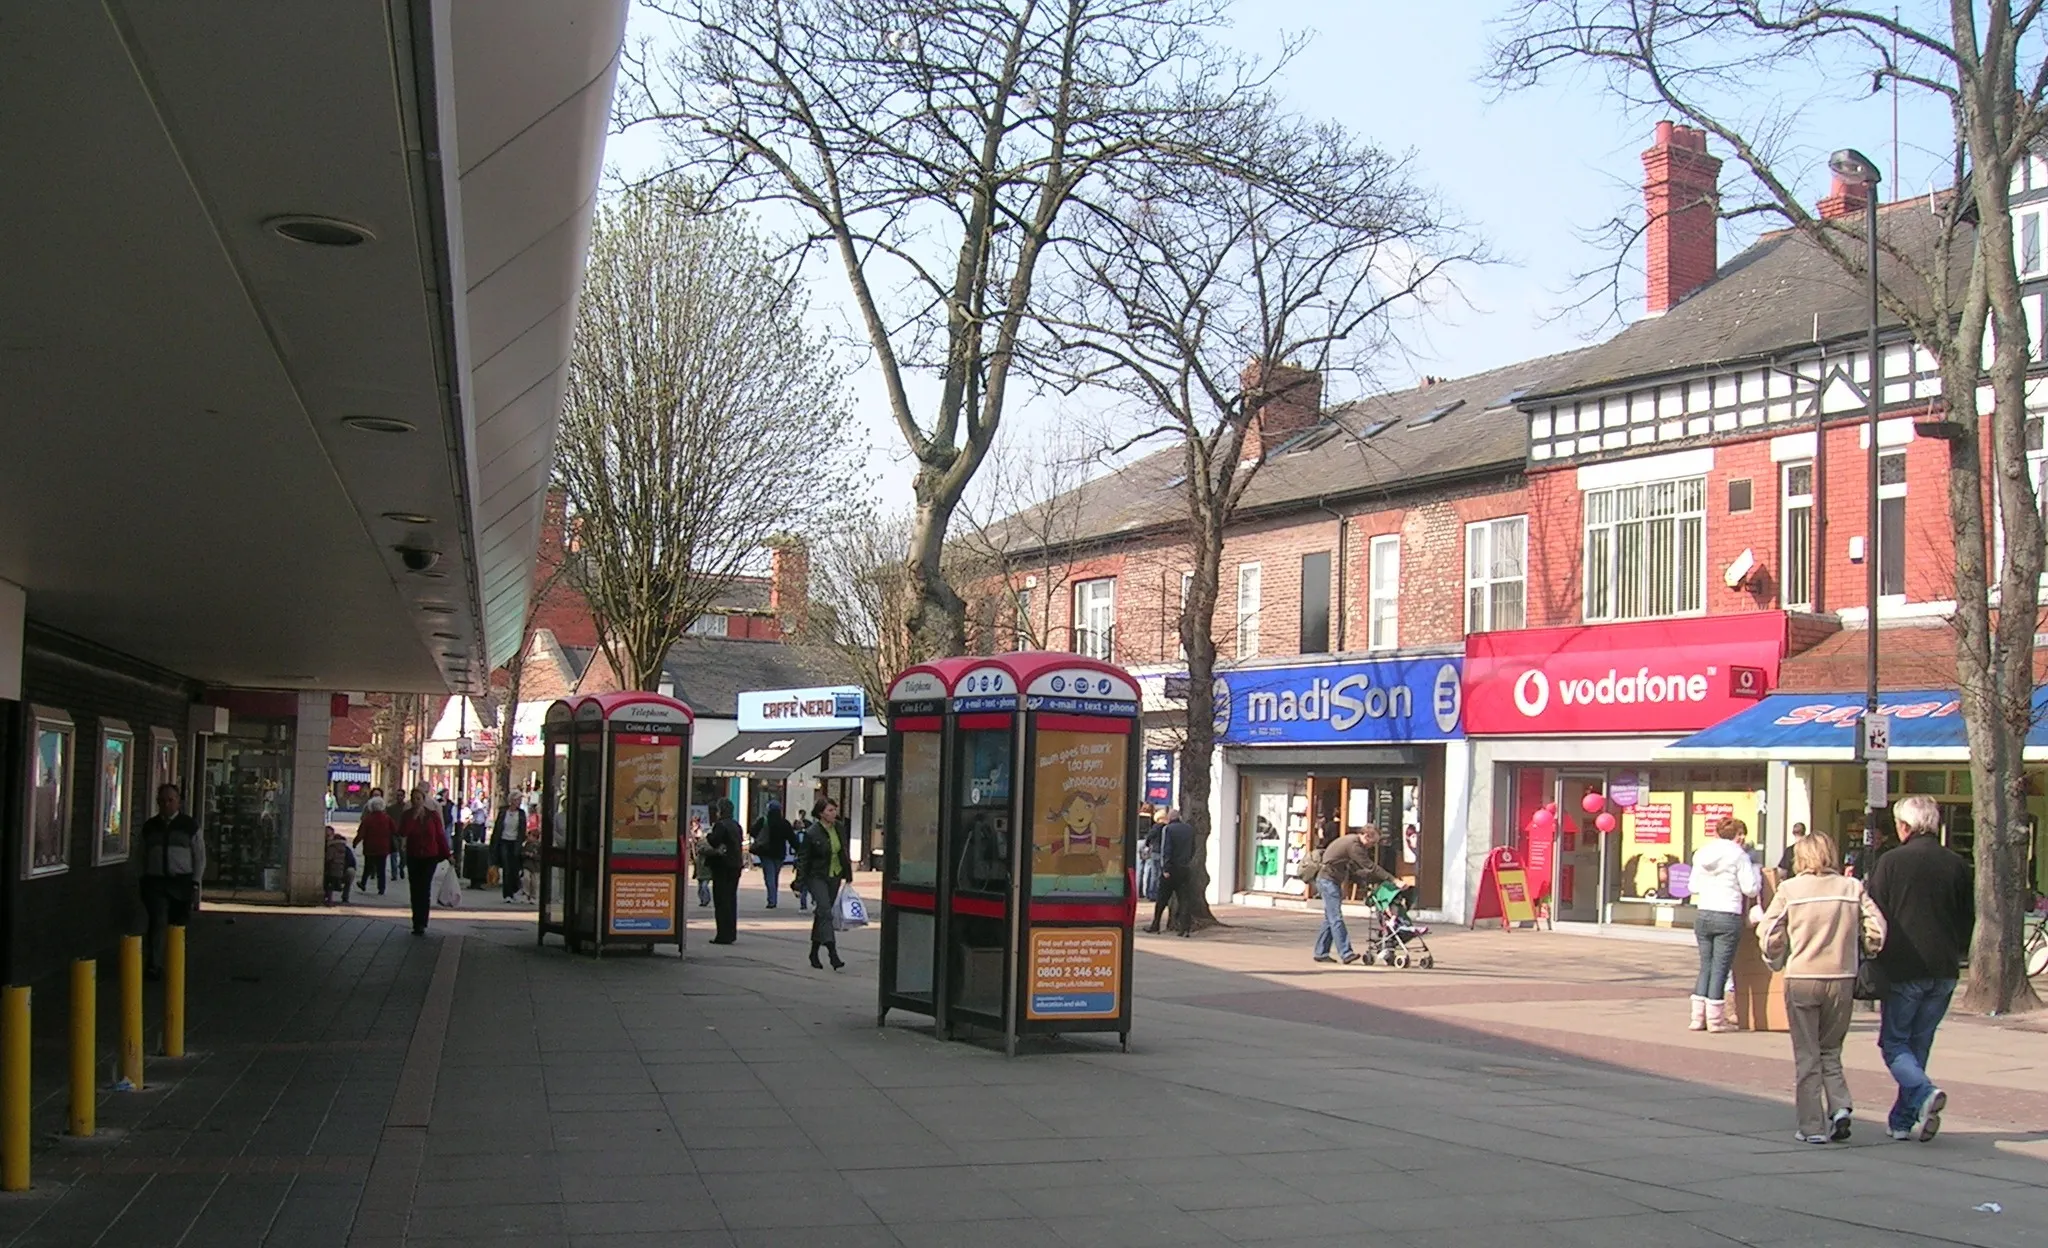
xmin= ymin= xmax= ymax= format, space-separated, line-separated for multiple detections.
xmin=876 ymin=658 xmax=975 ymax=1028
xmin=537 ymin=692 xmax=694 ymax=956
xmin=878 ymin=652 xmax=1140 ymax=1055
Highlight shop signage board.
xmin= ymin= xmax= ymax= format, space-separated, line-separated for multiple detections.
xmin=1025 ymin=927 xmax=1123 ymax=1019
xmin=737 ymin=685 xmax=865 ymax=733
xmin=1143 ymin=749 xmax=1176 ymax=806
xmin=1210 ymin=656 xmax=1463 ymax=745
xmin=608 ymin=875 xmax=676 ymax=934
xmin=1464 ymin=613 xmax=1787 ymax=735
xmin=1666 ymin=686 xmax=2048 ymax=758
xmin=1474 ymin=846 xmax=1538 ymax=928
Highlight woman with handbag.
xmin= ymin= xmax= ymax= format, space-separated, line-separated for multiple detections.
xmin=398 ymin=786 xmax=453 ymax=936
xmin=795 ymin=797 xmax=850 ymax=970
xmin=1759 ymin=833 xmax=1887 ymax=1143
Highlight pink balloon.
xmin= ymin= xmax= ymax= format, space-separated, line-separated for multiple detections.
xmin=1581 ymin=791 xmax=1607 ymax=815
xmin=1530 ymin=807 xmax=1555 ymax=830
xmin=1594 ymin=812 xmax=1618 ymax=834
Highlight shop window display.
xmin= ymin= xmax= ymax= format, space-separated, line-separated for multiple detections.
xmin=203 ymin=720 xmax=295 ymax=893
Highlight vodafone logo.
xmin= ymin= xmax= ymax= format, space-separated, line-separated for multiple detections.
xmin=1464 ymin=616 xmax=1786 ymax=735
xmin=1513 ymin=670 xmax=1549 ymax=716
xmin=1509 ymin=664 xmax=1716 ymax=719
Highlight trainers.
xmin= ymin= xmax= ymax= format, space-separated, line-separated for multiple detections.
xmin=1829 ymin=1109 xmax=1853 ymax=1142
xmin=1340 ymin=951 xmax=1362 ymax=964
xmin=1794 ymin=1132 xmax=1832 ymax=1145
xmin=1313 ymin=954 xmax=1336 ymax=963
xmin=1913 ymin=1089 xmax=1946 ymax=1142
xmin=1888 ymin=1128 xmax=1913 ymax=1141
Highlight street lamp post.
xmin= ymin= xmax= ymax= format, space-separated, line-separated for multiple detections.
xmin=1829 ymin=147 xmax=1885 ymax=846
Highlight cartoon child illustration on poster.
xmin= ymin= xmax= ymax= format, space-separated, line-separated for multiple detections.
xmin=610 ymin=742 xmax=679 ymax=857
xmin=1031 ymin=731 xmax=1127 ymax=896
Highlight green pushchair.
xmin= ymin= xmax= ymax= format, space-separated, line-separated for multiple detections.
xmin=1367 ymin=880 xmax=1434 ymax=969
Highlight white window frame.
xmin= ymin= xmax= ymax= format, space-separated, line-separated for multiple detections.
xmin=1782 ymin=460 xmax=1815 ymax=611
xmin=1464 ymin=516 xmax=1528 ymax=634
xmin=1177 ymin=571 xmax=1193 ymax=660
xmin=1073 ymin=577 xmax=1115 ymax=660
xmin=685 ymin=613 xmax=728 ymax=637
xmin=1014 ymin=585 xmax=1034 ymax=650
xmin=2020 ymin=203 xmax=2048 ymax=280
xmin=1878 ymin=451 xmax=1908 ymax=602
xmin=1583 ymin=476 xmax=1707 ymax=622
xmin=1235 ymin=563 xmax=1262 ymax=659
xmin=1367 ymin=535 xmax=1400 ymax=651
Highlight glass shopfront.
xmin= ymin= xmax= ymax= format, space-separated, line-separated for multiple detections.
xmin=1507 ymin=764 xmax=1766 ymax=928
xmin=1237 ymin=767 xmax=1436 ymax=908
xmin=202 ymin=716 xmax=296 ymax=895
xmin=1805 ymin=763 xmax=2048 ymax=890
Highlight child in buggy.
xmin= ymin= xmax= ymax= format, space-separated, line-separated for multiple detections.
xmin=1367 ymin=880 xmax=1434 ymax=969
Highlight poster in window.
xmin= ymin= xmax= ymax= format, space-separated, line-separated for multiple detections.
xmin=150 ymin=729 xmax=179 ymax=802
xmin=1030 ymin=729 xmax=1127 ymax=897
xmin=895 ymin=732 xmax=942 ymax=886
xmin=609 ymin=737 xmax=681 ymax=858
xmin=97 ymin=724 xmax=134 ymax=864
xmin=27 ymin=711 xmax=73 ymax=877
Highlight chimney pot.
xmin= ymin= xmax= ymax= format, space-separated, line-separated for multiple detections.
xmin=1238 ymin=360 xmax=1324 ymax=461
xmin=1642 ymin=122 xmax=1723 ymax=315
xmin=1817 ymin=173 xmax=1872 ymax=221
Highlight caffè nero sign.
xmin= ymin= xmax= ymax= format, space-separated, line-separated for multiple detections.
xmin=737 ymin=685 xmax=865 ymax=734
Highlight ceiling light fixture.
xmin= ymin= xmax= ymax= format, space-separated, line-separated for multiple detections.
xmin=383 ymin=511 xmax=435 ymax=526
xmin=265 ymin=215 xmax=374 ymax=247
xmin=343 ymin=416 xmax=415 ymax=435
xmin=431 ymin=631 xmax=460 ymax=640
xmin=420 ymin=604 xmax=456 ymax=615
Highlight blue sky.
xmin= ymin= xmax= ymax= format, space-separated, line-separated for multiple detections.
xmin=604 ymin=1 xmax=1955 ymax=509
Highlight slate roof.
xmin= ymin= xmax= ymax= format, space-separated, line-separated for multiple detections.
xmin=1526 ymin=202 xmax=1968 ymax=400
xmin=656 ymin=636 xmax=853 ymax=718
xmin=991 ymin=347 xmax=1601 ymax=554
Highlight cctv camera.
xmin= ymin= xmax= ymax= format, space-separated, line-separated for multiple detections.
xmin=395 ymin=546 xmax=442 ymax=573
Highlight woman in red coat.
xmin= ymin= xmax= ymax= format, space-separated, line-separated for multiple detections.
xmin=398 ymin=786 xmax=452 ymax=934
xmin=352 ymin=794 xmax=398 ymax=896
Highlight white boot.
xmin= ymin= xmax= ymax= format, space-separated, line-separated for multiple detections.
xmin=1705 ymin=999 xmax=1734 ymax=1033
xmin=1688 ymin=995 xmax=1707 ymax=1031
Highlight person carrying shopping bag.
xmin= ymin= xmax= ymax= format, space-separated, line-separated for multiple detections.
xmin=1759 ymin=832 xmax=1886 ymax=1143
xmin=398 ymin=786 xmax=453 ymax=935
xmin=796 ymin=797 xmax=851 ymax=970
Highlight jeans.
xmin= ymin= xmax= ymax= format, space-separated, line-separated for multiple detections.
xmin=406 ymin=857 xmax=438 ymax=932
xmin=761 ymin=861 xmax=783 ymax=907
xmin=1693 ymin=908 xmax=1743 ymax=1001
xmin=1880 ymin=977 xmax=1956 ymax=1131
xmin=497 ymin=840 xmax=522 ymax=898
xmin=391 ymin=851 xmax=406 ymax=880
xmin=1313 ymin=875 xmax=1353 ymax=960
xmin=1786 ymin=979 xmax=1854 ymax=1137
xmin=1138 ymin=855 xmax=1160 ymax=901
xmin=697 ymin=873 xmax=713 ymax=906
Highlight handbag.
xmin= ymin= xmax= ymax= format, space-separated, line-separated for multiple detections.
xmin=1853 ymin=956 xmax=1889 ymax=1002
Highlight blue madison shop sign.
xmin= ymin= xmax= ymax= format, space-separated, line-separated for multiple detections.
xmin=1213 ymin=657 xmax=1464 ymax=745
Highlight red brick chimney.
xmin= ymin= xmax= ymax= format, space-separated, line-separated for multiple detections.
xmin=1239 ymin=361 xmax=1324 ymax=460
xmin=1816 ymin=173 xmax=1872 ymax=221
xmin=1642 ymin=121 xmax=1722 ymax=315
xmin=769 ymin=538 xmax=811 ymax=637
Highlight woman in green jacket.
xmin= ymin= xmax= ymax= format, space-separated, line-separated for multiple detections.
xmin=796 ymin=797 xmax=850 ymax=969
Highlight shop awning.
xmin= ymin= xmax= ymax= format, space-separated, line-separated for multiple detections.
xmin=695 ymin=729 xmax=853 ymax=777
xmin=818 ymin=753 xmax=885 ymax=780
xmin=1662 ymin=687 xmax=2048 ymax=762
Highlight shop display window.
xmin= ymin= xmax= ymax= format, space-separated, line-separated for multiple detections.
xmin=203 ymin=719 xmax=295 ymax=893
xmin=25 ymin=706 xmax=74 ymax=878
xmin=95 ymin=720 xmax=134 ymax=865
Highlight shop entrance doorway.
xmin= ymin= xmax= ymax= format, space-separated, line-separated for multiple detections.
xmin=1553 ymin=773 xmax=1608 ymax=924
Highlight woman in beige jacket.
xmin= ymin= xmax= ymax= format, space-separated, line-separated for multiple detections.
xmin=1759 ymin=833 xmax=1887 ymax=1143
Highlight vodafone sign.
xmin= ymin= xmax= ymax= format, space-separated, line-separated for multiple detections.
xmin=1464 ymin=613 xmax=1785 ymax=735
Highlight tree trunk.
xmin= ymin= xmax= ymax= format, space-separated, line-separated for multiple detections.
xmin=494 ymin=658 xmax=526 ymax=806
xmin=905 ymin=480 xmax=968 ymax=658
xmin=1176 ymin=518 xmax=1227 ymax=929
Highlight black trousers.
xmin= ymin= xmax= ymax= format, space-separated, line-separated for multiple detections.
xmin=406 ymin=857 xmax=438 ymax=932
xmin=711 ymin=872 xmax=740 ymax=942
xmin=806 ymin=875 xmax=840 ymax=951
xmin=141 ymin=876 xmax=194 ymax=971
xmin=360 ymin=853 xmax=388 ymax=894
xmin=1151 ymin=868 xmax=1192 ymax=934
xmin=497 ymin=840 xmax=522 ymax=898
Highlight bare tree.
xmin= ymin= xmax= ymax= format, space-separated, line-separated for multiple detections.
xmin=796 ymin=508 xmax=919 ymax=709
xmin=955 ymin=427 xmax=1109 ymax=652
xmin=1492 ymin=1 xmax=2042 ymax=1015
xmin=1047 ymin=111 xmax=1471 ymax=926
xmin=491 ymin=551 xmax=572 ymax=804
xmin=623 ymin=0 xmax=1279 ymax=657
xmin=368 ymin=692 xmax=424 ymax=794
xmin=556 ymin=181 xmax=857 ymax=692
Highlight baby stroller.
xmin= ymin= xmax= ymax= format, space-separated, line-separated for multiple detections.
xmin=1367 ymin=880 xmax=1434 ymax=969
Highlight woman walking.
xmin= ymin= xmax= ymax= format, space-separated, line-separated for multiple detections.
xmin=704 ymin=799 xmax=745 ymax=944
xmin=753 ymin=800 xmax=794 ymax=908
xmin=1760 ymin=832 xmax=1886 ymax=1142
xmin=1687 ymin=816 xmax=1761 ymax=1032
xmin=796 ymin=797 xmax=850 ymax=969
xmin=353 ymin=795 xmax=396 ymax=896
xmin=398 ymin=786 xmax=452 ymax=935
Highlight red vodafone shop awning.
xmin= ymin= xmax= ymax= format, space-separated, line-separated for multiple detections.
xmin=1463 ymin=613 xmax=1786 ymax=735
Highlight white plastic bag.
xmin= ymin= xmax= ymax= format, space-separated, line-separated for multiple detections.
xmin=433 ymin=861 xmax=463 ymax=908
xmin=833 ymin=883 xmax=868 ymax=931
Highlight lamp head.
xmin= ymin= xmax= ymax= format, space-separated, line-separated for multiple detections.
xmin=1829 ymin=148 xmax=1883 ymax=187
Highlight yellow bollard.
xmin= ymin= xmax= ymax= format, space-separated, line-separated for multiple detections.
xmin=164 ymin=925 xmax=186 ymax=1059
xmin=118 ymin=935 xmax=143 ymax=1089
xmin=2 ymin=985 xmax=29 ymax=1191
xmin=69 ymin=960 xmax=94 ymax=1137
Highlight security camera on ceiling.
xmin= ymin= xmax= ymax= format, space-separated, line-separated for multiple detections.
xmin=395 ymin=545 xmax=442 ymax=573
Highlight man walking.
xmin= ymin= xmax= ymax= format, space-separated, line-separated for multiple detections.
xmin=138 ymin=783 xmax=203 ymax=980
xmin=1866 ymin=794 xmax=1973 ymax=1143
xmin=1145 ymin=809 xmax=1196 ymax=936
xmin=1313 ymin=827 xmax=1391 ymax=966
xmin=704 ymin=798 xmax=745 ymax=944
xmin=492 ymin=794 xmax=526 ymax=902
xmin=1776 ymin=822 xmax=1810 ymax=875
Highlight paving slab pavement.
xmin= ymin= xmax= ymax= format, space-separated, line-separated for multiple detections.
xmin=3 ymin=876 xmax=2042 ymax=1246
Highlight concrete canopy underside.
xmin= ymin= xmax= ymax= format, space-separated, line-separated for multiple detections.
xmin=0 ymin=0 xmax=624 ymax=692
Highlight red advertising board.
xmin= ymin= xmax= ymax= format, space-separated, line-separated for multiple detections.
xmin=1463 ymin=614 xmax=1786 ymax=735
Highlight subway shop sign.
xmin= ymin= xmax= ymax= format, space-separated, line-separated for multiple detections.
xmin=1212 ymin=657 xmax=1463 ymax=745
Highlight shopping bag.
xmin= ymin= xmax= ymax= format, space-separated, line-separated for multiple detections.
xmin=433 ymin=861 xmax=463 ymax=909
xmin=833 ymin=883 xmax=869 ymax=931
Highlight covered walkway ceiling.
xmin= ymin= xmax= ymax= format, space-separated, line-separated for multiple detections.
xmin=0 ymin=0 xmax=624 ymax=693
